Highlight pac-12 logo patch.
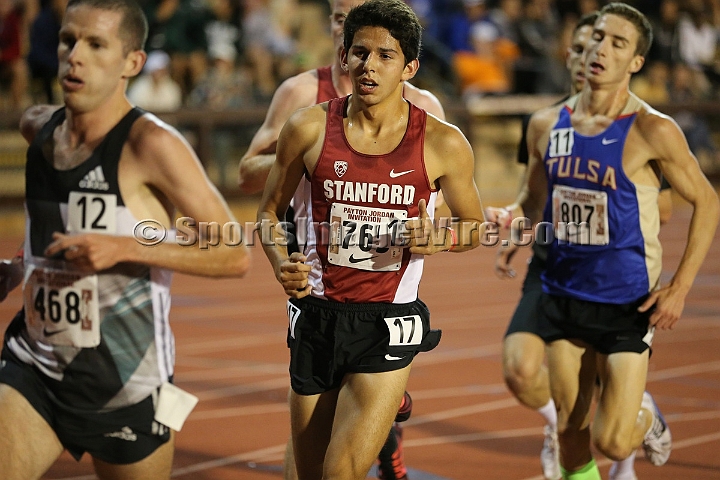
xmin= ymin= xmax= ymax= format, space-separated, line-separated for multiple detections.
xmin=334 ymin=161 xmax=348 ymax=178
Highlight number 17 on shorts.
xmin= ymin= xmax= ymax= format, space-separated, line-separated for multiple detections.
xmin=384 ymin=315 xmax=423 ymax=346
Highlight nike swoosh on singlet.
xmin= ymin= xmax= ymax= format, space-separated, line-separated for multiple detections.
xmin=601 ymin=137 xmax=619 ymax=145
xmin=43 ymin=328 xmax=68 ymax=337
xmin=349 ymin=254 xmax=377 ymax=263
xmin=389 ymin=169 xmax=414 ymax=178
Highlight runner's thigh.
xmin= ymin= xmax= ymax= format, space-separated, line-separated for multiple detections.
xmin=594 ymin=350 xmax=649 ymax=439
xmin=290 ymin=389 xmax=338 ymax=480
xmin=92 ymin=430 xmax=175 ymax=480
xmin=325 ymin=366 xmax=410 ymax=479
xmin=0 ymin=383 xmax=63 ymax=480
xmin=546 ymin=339 xmax=596 ymax=430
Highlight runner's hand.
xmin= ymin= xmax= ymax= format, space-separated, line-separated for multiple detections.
xmin=405 ymin=199 xmax=445 ymax=255
xmin=495 ymin=243 xmax=519 ymax=279
xmin=0 ymin=257 xmax=23 ymax=302
xmin=278 ymin=252 xmax=311 ymax=298
xmin=45 ymin=233 xmax=125 ymax=272
xmin=638 ymin=283 xmax=687 ymax=330
xmin=484 ymin=206 xmax=512 ymax=229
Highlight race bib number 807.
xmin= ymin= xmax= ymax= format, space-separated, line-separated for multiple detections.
xmin=552 ymin=185 xmax=609 ymax=245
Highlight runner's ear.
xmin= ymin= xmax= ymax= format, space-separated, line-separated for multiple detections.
xmin=340 ymin=48 xmax=349 ymax=72
xmin=123 ymin=50 xmax=147 ymax=79
xmin=629 ymin=55 xmax=644 ymax=75
xmin=402 ymin=58 xmax=419 ymax=82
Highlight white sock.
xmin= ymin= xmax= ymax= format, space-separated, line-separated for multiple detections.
xmin=537 ymin=399 xmax=557 ymax=428
xmin=613 ymin=451 xmax=636 ymax=475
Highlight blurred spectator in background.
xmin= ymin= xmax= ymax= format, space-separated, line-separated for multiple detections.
xmin=144 ymin=0 xmax=209 ymax=98
xmin=648 ymin=0 xmax=680 ymax=65
xmin=556 ymin=0 xmax=601 ymax=20
xmin=189 ymin=42 xmax=253 ymax=187
xmin=128 ymin=49 xmax=183 ymax=112
xmin=514 ymin=0 xmax=565 ymax=94
xmin=424 ymin=0 xmax=464 ymax=53
xmin=669 ymin=61 xmax=720 ymax=173
xmin=27 ymin=0 xmax=66 ymax=104
xmin=290 ymin=0 xmax=334 ymax=71
xmin=577 ymin=0 xmax=601 ymax=16
xmin=677 ymin=0 xmax=718 ymax=96
xmin=242 ymin=0 xmax=297 ymax=100
xmin=188 ymin=43 xmax=251 ymax=110
xmin=446 ymin=0 xmax=487 ymax=53
xmin=0 ymin=0 xmax=29 ymax=110
xmin=486 ymin=0 xmax=522 ymax=43
xmin=631 ymin=60 xmax=671 ymax=104
xmin=453 ymin=0 xmax=520 ymax=98
xmin=204 ymin=0 xmax=242 ymax=73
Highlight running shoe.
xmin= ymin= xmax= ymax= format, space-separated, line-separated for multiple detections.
xmin=608 ymin=461 xmax=638 ymax=480
xmin=541 ymin=425 xmax=562 ymax=480
xmin=641 ymin=391 xmax=672 ymax=466
xmin=377 ymin=423 xmax=408 ymax=480
xmin=395 ymin=391 xmax=413 ymax=423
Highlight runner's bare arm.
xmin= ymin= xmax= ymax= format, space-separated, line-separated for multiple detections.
xmin=520 ymin=108 xmax=556 ymax=226
xmin=0 ymin=247 xmax=23 ymax=302
xmin=418 ymin=118 xmax=484 ymax=253
xmin=257 ymin=106 xmax=324 ymax=297
xmin=238 ymin=73 xmax=319 ymax=194
xmin=658 ymin=188 xmax=672 ymax=225
xmin=19 ymin=105 xmax=62 ymax=144
xmin=637 ymin=113 xmax=720 ymax=329
xmin=402 ymin=83 xmax=445 ymax=120
xmin=46 ymin=118 xmax=250 ymax=278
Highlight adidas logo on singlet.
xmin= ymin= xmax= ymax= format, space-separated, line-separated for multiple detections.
xmin=79 ymin=166 xmax=110 ymax=191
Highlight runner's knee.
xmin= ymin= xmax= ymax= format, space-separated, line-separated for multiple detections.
xmin=592 ymin=431 xmax=634 ymax=461
xmin=502 ymin=350 xmax=543 ymax=392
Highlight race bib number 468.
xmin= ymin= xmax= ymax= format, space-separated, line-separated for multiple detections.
xmin=24 ymin=266 xmax=101 ymax=348
xmin=328 ymin=202 xmax=407 ymax=271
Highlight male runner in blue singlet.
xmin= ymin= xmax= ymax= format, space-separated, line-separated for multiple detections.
xmin=520 ymin=3 xmax=719 ymax=479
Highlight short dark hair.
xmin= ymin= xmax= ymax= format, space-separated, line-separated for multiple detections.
xmin=66 ymin=0 xmax=148 ymax=54
xmin=600 ymin=2 xmax=653 ymax=57
xmin=575 ymin=11 xmax=599 ymax=33
xmin=343 ymin=0 xmax=422 ymax=64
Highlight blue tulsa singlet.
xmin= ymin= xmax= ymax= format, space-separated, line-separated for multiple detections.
xmin=541 ymin=94 xmax=662 ymax=304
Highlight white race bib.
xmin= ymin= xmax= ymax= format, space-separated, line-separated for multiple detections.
xmin=67 ymin=191 xmax=117 ymax=234
xmin=384 ymin=315 xmax=423 ymax=346
xmin=549 ymin=127 xmax=574 ymax=157
xmin=328 ymin=202 xmax=407 ymax=271
xmin=552 ymin=185 xmax=609 ymax=245
xmin=24 ymin=264 xmax=101 ymax=348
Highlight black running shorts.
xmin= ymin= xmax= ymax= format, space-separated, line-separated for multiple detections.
xmin=287 ymin=296 xmax=441 ymax=395
xmin=0 ymin=352 xmax=171 ymax=464
xmin=505 ymin=245 xmax=547 ymax=337
xmin=538 ymin=293 xmax=655 ymax=354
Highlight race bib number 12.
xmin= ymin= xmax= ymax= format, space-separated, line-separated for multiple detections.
xmin=67 ymin=191 xmax=117 ymax=234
